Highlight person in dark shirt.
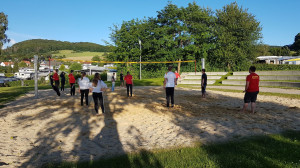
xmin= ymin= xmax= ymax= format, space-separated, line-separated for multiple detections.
xmin=60 ymin=72 xmax=65 ymax=91
xmin=201 ymin=69 xmax=207 ymax=98
xmin=120 ymin=71 xmax=124 ymax=87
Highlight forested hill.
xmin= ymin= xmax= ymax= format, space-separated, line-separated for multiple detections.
xmin=3 ymin=39 xmax=111 ymax=56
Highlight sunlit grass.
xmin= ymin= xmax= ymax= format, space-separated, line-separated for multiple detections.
xmin=52 ymin=50 xmax=106 ymax=61
xmin=45 ymin=131 xmax=300 ymax=168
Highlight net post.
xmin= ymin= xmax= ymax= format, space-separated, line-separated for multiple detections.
xmin=195 ymin=60 xmax=196 ymax=75
xmin=34 ymin=55 xmax=38 ymax=99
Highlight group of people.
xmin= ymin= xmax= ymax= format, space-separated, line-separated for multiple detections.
xmin=162 ymin=65 xmax=260 ymax=114
xmin=50 ymin=69 xmax=135 ymax=115
xmin=50 ymin=65 xmax=259 ymax=115
xmin=50 ymin=69 xmax=76 ymax=97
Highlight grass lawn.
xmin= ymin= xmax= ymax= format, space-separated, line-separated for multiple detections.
xmin=0 ymin=85 xmax=53 ymax=108
xmin=52 ymin=50 xmax=106 ymax=61
xmin=45 ymin=130 xmax=300 ymax=168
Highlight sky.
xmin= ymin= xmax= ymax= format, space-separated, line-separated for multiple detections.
xmin=1 ymin=0 xmax=300 ymax=48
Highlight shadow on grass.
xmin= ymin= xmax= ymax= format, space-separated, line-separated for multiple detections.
xmin=202 ymin=130 xmax=300 ymax=168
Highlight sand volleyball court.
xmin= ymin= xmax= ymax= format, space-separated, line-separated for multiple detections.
xmin=0 ymin=86 xmax=299 ymax=167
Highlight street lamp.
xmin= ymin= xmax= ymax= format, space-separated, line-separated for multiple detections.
xmin=139 ymin=39 xmax=142 ymax=80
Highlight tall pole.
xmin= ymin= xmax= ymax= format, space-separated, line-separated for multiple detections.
xmin=48 ymin=56 xmax=51 ymax=74
xmin=34 ymin=55 xmax=38 ymax=98
xmin=139 ymin=39 xmax=142 ymax=80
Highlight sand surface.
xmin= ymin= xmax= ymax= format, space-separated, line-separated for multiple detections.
xmin=0 ymin=86 xmax=299 ymax=167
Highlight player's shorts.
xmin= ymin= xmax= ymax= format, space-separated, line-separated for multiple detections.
xmin=201 ymin=84 xmax=206 ymax=94
xmin=244 ymin=91 xmax=259 ymax=103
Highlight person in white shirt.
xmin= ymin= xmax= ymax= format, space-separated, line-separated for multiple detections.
xmin=78 ymin=72 xmax=90 ymax=106
xmin=163 ymin=66 xmax=176 ymax=107
xmin=90 ymin=73 xmax=107 ymax=114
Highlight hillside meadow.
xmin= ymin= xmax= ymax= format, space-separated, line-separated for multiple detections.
xmin=52 ymin=50 xmax=107 ymax=61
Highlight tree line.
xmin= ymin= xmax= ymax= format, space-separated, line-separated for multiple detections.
xmin=108 ymin=2 xmax=300 ymax=75
xmin=0 ymin=39 xmax=111 ymax=60
xmin=108 ymin=2 xmax=262 ymax=73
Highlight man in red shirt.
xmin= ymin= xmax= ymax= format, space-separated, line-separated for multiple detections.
xmin=242 ymin=66 xmax=259 ymax=113
xmin=68 ymin=70 xmax=76 ymax=96
xmin=124 ymin=71 xmax=133 ymax=97
xmin=52 ymin=69 xmax=60 ymax=96
xmin=175 ymin=70 xmax=180 ymax=85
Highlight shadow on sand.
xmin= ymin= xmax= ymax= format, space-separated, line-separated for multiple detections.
xmin=0 ymin=86 xmax=299 ymax=167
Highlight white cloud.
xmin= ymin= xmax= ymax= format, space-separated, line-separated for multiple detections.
xmin=9 ymin=39 xmax=17 ymax=45
xmin=2 ymin=39 xmax=17 ymax=49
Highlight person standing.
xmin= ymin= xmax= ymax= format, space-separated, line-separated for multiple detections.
xmin=78 ymin=72 xmax=90 ymax=106
xmin=175 ymin=70 xmax=180 ymax=85
xmin=120 ymin=71 xmax=124 ymax=87
xmin=111 ymin=72 xmax=116 ymax=91
xmin=201 ymin=69 xmax=207 ymax=98
xmin=124 ymin=71 xmax=133 ymax=97
xmin=60 ymin=72 xmax=65 ymax=91
xmin=68 ymin=70 xmax=76 ymax=96
xmin=53 ymin=69 xmax=60 ymax=96
xmin=242 ymin=66 xmax=260 ymax=113
xmin=164 ymin=66 xmax=176 ymax=107
xmin=90 ymin=73 xmax=107 ymax=114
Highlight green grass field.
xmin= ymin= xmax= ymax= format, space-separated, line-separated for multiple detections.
xmin=45 ymin=130 xmax=300 ymax=168
xmin=52 ymin=50 xmax=106 ymax=61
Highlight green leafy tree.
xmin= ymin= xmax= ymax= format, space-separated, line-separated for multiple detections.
xmin=91 ymin=55 xmax=100 ymax=65
xmin=269 ymin=46 xmax=291 ymax=56
xmin=18 ymin=61 xmax=27 ymax=68
xmin=291 ymin=33 xmax=300 ymax=51
xmin=0 ymin=12 xmax=9 ymax=54
xmin=13 ymin=61 xmax=19 ymax=72
xmin=254 ymin=44 xmax=270 ymax=57
xmin=69 ymin=62 xmax=82 ymax=72
xmin=209 ymin=2 xmax=262 ymax=70
xmin=59 ymin=64 xmax=65 ymax=71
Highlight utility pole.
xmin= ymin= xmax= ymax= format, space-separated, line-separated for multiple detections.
xmin=34 ymin=55 xmax=38 ymax=98
xmin=139 ymin=39 xmax=142 ymax=80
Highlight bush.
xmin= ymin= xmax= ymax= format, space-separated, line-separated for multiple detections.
xmin=5 ymin=73 xmax=14 ymax=77
xmin=244 ymin=64 xmax=300 ymax=71
xmin=7 ymin=79 xmax=47 ymax=87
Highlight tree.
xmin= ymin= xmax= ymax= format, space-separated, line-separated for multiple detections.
xmin=0 ymin=12 xmax=9 ymax=53
xmin=291 ymin=33 xmax=300 ymax=51
xmin=69 ymin=62 xmax=82 ymax=72
xmin=59 ymin=64 xmax=66 ymax=71
xmin=91 ymin=55 xmax=101 ymax=65
xmin=254 ymin=44 xmax=270 ymax=57
xmin=13 ymin=61 xmax=19 ymax=72
xmin=269 ymin=46 xmax=291 ymax=56
xmin=209 ymin=2 xmax=262 ymax=70
xmin=18 ymin=61 xmax=27 ymax=68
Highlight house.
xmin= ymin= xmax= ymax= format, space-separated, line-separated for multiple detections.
xmin=0 ymin=62 xmax=14 ymax=68
xmin=23 ymin=61 xmax=31 ymax=66
xmin=256 ymin=56 xmax=300 ymax=64
xmin=284 ymin=58 xmax=300 ymax=65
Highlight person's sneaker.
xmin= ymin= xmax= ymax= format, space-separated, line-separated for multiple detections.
xmin=171 ymin=104 xmax=174 ymax=108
